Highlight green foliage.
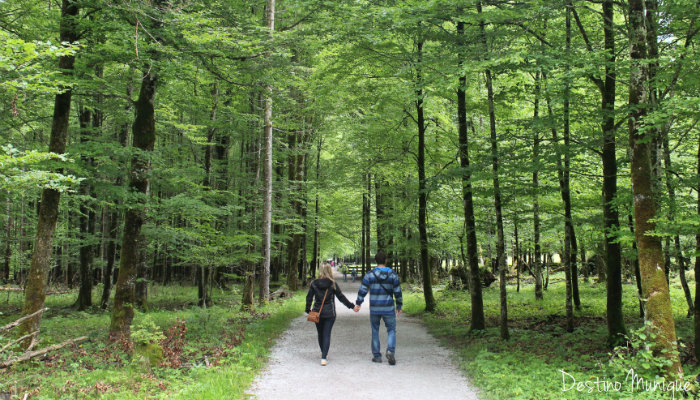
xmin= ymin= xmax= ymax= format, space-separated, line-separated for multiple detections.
xmin=0 ymin=284 xmax=305 ymax=399
xmin=131 ymin=315 xmax=165 ymax=345
xmin=0 ymin=31 xmax=79 ymax=93
xmin=404 ymin=274 xmax=700 ymax=399
xmin=608 ymin=322 xmax=685 ymax=383
xmin=0 ymin=145 xmax=82 ymax=192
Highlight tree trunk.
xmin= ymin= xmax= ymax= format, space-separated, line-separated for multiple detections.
xmin=457 ymin=20 xmax=484 ymax=331
xmin=375 ymin=178 xmax=389 ymax=260
xmin=109 ymin=71 xmax=157 ymax=340
xmin=514 ymin=219 xmax=520 ymax=293
xmin=4 ymin=196 xmax=11 ymax=282
xmin=285 ymin=125 xmax=307 ymax=291
xmin=478 ymin=1 xmax=507 ymax=339
xmin=400 ymin=227 xmax=408 ymax=282
xmin=135 ymin=234 xmax=148 ymax=311
xmin=365 ymin=174 xmax=371 ymax=274
xmin=580 ymin=236 xmax=587 ymax=281
xmin=19 ymin=0 xmax=79 ymax=343
xmin=415 ymin=36 xmax=436 ymax=313
xmin=199 ymin=83 xmax=219 ymax=308
xmin=694 ymin=112 xmax=700 ymax=361
xmin=563 ymin=3 xmax=577 ymax=328
xmin=361 ymin=187 xmax=367 ymax=274
xmin=628 ymin=214 xmax=645 ymax=318
xmin=258 ymin=0 xmax=274 ymax=303
xmin=662 ymin=123 xmax=693 ymax=316
xmin=102 ymin=80 xmax=132 ymax=309
xmin=602 ymin=0 xmax=627 ymax=346
xmin=532 ymin=70 xmax=543 ymax=300
xmin=311 ymin=137 xmax=321 ymax=278
xmin=76 ymin=105 xmax=94 ymax=310
xmin=628 ymin=0 xmax=681 ymax=377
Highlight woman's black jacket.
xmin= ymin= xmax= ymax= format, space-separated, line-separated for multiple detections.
xmin=305 ymin=278 xmax=355 ymax=318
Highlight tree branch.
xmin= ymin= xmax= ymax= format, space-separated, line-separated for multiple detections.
xmin=0 ymin=308 xmax=48 ymax=333
xmin=0 ymin=336 xmax=88 ymax=368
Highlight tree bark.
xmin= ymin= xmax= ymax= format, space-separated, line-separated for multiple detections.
xmin=365 ymin=174 xmax=371 ymax=274
xmin=532 ymin=71 xmax=543 ymax=300
xmin=311 ymin=137 xmax=321 ymax=278
xmin=258 ymin=0 xmax=275 ymax=304
xmin=20 ymin=0 xmax=79 ymax=343
xmin=415 ymin=36 xmax=436 ymax=312
xmin=628 ymin=214 xmax=645 ymax=318
xmin=285 ymin=125 xmax=307 ymax=291
xmin=361 ymin=185 xmax=367 ymax=274
xmin=457 ymin=20 xmax=485 ymax=331
xmin=628 ymin=0 xmax=681 ymax=377
xmin=4 ymin=196 xmax=11 ymax=282
xmin=695 ymin=108 xmax=700 ymax=361
xmin=560 ymin=3 xmax=576 ymax=329
xmin=478 ymin=1 xmax=507 ymax=339
xmin=601 ymin=0 xmax=627 ymax=346
xmin=76 ymin=105 xmax=94 ymax=310
xmin=109 ymin=71 xmax=157 ymax=340
xmin=135 ymin=233 xmax=148 ymax=311
xmin=101 ymin=79 xmax=132 ymax=309
xmin=200 ymin=83 xmax=219 ymax=308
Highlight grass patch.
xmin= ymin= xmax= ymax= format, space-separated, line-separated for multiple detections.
xmin=0 ymin=283 xmax=304 ymax=399
xmin=404 ymin=272 xmax=699 ymax=399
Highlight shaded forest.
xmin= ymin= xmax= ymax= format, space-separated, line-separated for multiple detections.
xmin=1 ymin=0 xmax=699 ymax=397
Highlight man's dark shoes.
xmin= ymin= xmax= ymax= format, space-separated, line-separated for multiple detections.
xmin=371 ymin=356 xmax=382 ymax=363
xmin=386 ymin=352 xmax=396 ymax=365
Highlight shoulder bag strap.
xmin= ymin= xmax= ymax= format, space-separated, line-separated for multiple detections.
xmin=318 ymin=288 xmax=329 ymax=313
xmin=372 ymin=271 xmax=393 ymax=296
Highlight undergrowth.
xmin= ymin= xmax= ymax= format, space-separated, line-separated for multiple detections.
xmin=403 ymin=272 xmax=700 ymax=399
xmin=0 ymin=284 xmax=304 ymax=399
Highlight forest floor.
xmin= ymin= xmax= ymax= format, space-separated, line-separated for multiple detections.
xmin=2 ymin=271 xmax=697 ymax=399
xmin=402 ymin=271 xmax=700 ymax=399
xmin=0 ymin=283 xmax=304 ymax=399
xmin=249 ymin=275 xmax=479 ymax=399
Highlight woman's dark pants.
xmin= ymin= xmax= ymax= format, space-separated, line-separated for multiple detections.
xmin=315 ymin=316 xmax=336 ymax=358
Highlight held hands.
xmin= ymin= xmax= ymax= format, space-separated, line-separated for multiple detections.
xmin=353 ymin=305 xmax=361 ymax=312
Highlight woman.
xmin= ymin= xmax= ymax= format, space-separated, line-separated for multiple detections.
xmin=305 ymin=264 xmax=355 ymax=365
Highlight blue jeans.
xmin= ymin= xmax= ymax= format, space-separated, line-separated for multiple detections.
xmin=370 ymin=314 xmax=396 ymax=358
xmin=315 ymin=317 xmax=336 ymax=358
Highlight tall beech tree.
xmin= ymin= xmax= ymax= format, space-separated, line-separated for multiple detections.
xmin=101 ymin=80 xmax=132 ymax=310
xmin=553 ymin=2 xmax=575 ymax=331
xmin=532 ymin=69 xmax=543 ymax=301
xmin=19 ymin=0 xmax=80 ymax=343
xmin=259 ymin=0 xmax=275 ymax=304
xmin=456 ymin=19 xmax=485 ymax=331
xmin=696 ymin=119 xmax=700 ymax=361
xmin=478 ymin=1 xmax=508 ymax=340
xmin=415 ymin=33 xmax=436 ymax=313
xmin=571 ymin=0 xmax=627 ymax=345
xmin=75 ymin=103 xmax=95 ymax=311
xmin=627 ymin=0 xmax=681 ymax=376
xmin=109 ymin=69 xmax=157 ymax=339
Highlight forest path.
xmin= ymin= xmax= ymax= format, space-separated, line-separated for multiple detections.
xmin=248 ymin=272 xmax=480 ymax=399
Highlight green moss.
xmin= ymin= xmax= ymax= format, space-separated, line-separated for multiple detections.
xmin=135 ymin=342 xmax=164 ymax=369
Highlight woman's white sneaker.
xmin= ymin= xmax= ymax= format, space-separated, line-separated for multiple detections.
xmin=321 ymin=359 xmax=328 ymax=366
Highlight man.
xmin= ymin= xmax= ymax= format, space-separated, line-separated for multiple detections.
xmin=341 ymin=264 xmax=348 ymax=281
xmin=354 ymin=251 xmax=403 ymax=365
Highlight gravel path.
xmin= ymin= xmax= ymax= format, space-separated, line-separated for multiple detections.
xmin=249 ymin=275 xmax=480 ymax=400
